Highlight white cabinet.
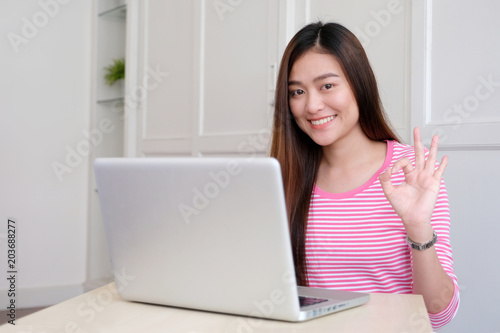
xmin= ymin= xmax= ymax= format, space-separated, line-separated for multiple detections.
xmin=128 ymin=0 xmax=281 ymax=157
xmin=411 ymin=0 xmax=500 ymax=148
xmin=128 ymin=0 xmax=413 ymax=158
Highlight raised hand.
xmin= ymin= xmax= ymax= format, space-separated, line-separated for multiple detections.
xmin=379 ymin=127 xmax=448 ymax=242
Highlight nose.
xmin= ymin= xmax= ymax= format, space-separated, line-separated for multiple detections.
xmin=305 ymin=90 xmax=325 ymax=114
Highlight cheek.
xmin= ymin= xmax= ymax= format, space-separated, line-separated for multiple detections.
xmin=348 ymin=99 xmax=360 ymax=120
xmin=329 ymin=92 xmax=349 ymax=107
xmin=331 ymin=91 xmax=359 ymax=116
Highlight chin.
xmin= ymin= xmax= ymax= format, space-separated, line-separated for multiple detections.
xmin=310 ymin=137 xmax=335 ymax=147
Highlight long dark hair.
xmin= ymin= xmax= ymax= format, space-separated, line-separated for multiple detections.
xmin=270 ymin=22 xmax=400 ymax=286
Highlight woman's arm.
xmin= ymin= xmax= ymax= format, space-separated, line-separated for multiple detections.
xmin=409 ymin=225 xmax=455 ymax=313
xmin=378 ymin=127 xmax=456 ymax=314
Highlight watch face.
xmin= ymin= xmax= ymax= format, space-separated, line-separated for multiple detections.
xmin=406 ymin=231 xmax=438 ymax=251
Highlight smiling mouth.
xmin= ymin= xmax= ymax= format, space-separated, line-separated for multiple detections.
xmin=310 ymin=115 xmax=336 ymax=126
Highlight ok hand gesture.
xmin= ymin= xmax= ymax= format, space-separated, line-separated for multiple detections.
xmin=379 ymin=127 xmax=448 ymax=242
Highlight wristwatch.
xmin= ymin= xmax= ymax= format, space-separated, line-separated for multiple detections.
xmin=406 ymin=231 xmax=438 ymax=251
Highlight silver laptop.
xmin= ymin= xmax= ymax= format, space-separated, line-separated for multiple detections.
xmin=94 ymin=157 xmax=369 ymax=322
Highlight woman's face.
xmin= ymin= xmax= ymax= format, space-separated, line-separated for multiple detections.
xmin=288 ymin=50 xmax=363 ymax=148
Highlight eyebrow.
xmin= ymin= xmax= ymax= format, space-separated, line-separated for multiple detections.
xmin=288 ymin=72 xmax=340 ymax=86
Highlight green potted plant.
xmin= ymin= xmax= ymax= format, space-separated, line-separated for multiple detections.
xmin=104 ymin=58 xmax=125 ymax=86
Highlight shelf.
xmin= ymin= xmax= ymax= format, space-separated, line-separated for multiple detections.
xmin=99 ymin=4 xmax=126 ymax=18
xmin=97 ymin=97 xmax=124 ymax=105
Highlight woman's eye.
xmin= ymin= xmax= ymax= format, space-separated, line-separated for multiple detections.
xmin=322 ymin=83 xmax=333 ymax=90
xmin=290 ymin=89 xmax=304 ymax=97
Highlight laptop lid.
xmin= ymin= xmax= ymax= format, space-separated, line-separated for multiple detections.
xmin=95 ymin=157 xmax=303 ymax=321
xmin=94 ymin=157 xmax=369 ymax=322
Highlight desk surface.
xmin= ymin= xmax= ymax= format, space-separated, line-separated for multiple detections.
xmin=2 ymin=283 xmax=432 ymax=332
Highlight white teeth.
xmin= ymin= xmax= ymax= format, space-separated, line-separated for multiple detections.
xmin=311 ymin=115 xmax=335 ymax=125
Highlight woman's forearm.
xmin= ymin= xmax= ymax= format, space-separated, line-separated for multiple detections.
xmin=411 ymin=244 xmax=455 ymax=313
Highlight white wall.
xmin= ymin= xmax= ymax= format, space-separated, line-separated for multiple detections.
xmin=438 ymin=149 xmax=500 ymax=333
xmin=0 ymin=0 xmax=92 ymax=307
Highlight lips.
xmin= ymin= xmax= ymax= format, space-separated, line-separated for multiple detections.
xmin=310 ymin=115 xmax=336 ymax=126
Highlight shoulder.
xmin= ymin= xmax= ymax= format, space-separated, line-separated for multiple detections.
xmin=389 ymin=140 xmax=428 ymax=163
xmin=391 ymin=140 xmax=415 ymax=157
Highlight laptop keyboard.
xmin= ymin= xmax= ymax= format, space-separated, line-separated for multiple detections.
xmin=299 ymin=296 xmax=329 ymax=308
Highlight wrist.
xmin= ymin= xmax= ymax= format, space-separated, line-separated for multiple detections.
xmin=403 ymin=224 xmax=434 ymax=244
xmin=406 ymin=230 xmax=437 ymax=251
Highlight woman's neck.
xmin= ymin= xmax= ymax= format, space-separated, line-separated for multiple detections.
xmin=317 ymin=133 xmax=387 ymax=193
xmin=321 ymin=130 xmax=381 ymax=169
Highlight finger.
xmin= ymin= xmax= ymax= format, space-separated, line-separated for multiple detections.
xmin=413 ymin=127 xmax=425 ymax=170
xmin=434 ymin=155 xmax=448 ymax=180
xmin=379 ymin=167 xmax=395 ymax=196
xmin=425 ymin=134 xmax=439 ymax=173
xmin=391 ymin=157 xmax=414 ymax=175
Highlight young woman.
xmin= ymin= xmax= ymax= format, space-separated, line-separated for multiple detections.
xmin=270 ymin=22 xmax=459 ymax=329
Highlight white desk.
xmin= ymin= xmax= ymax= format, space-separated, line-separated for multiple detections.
xmin=2 ymin=283 xmax=432 ymax=332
